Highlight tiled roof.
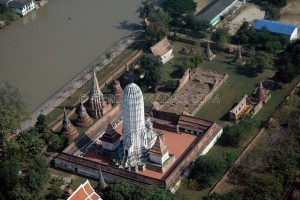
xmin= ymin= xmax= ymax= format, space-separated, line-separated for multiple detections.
xmin=150 ymin=37 xmax=173 ymax=57
xmin=254 ymin=19 xmax=297 ymax=36
xmin=196 ymin=0 xmax=237 ymax=21
xmin=7 ymin=0 xmax=32 ymax=9
xmin=101 ymin=123 xmax=121 ymax=143
xmin=68 ymin=180 xmax=102 ymax=200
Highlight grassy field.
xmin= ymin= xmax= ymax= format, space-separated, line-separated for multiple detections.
xmin=195 ymin=51 xmax=275 ymax=125
xmin=170 ymin=41 xmax=300 ymax=199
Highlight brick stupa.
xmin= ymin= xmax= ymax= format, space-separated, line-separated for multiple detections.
xmin=61 ymin=108 xmax=79 ymax=140
xmin=76 ymin=97 xmax=93 ymax=127
xmin=251 ymin=81 xmax=270 ymax=103
xmin=111 ymin=80 xmax=123 ymax=104
xmin=85 ymin=71 xmax=111 ymax=119
xmin=231 ymin=46 xmax=246 ymax=66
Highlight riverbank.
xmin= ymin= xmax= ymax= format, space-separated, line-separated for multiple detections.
xmin=21 ymin=29 xmax=143 ymax=130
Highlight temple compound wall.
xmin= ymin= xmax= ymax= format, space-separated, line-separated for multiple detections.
xmin=54 ymin=109 xmax=223 ymax=192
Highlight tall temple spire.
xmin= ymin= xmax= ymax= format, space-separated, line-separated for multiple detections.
xmin=90 ymin=70 xmax=103 ymax=99
xmin=97 ymin=169 xmax=108 ymax=190
xmin=122 ymin=83 xmax=156 ymax=167
xmin=231 ymin=45 xmax=245 ymax=66
xmin=204 ymin=41 xmax=216 ymax=61
xmin=86 ymin=71 xmax=110 ymax=119
xmin=61 ymin=107 xmax=79 ymax=140
xmin=76 ymin=96 xmax=93 ymax=127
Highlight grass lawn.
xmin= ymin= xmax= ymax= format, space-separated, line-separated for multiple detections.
xmin=195 ymin=51 xmax=275 ymax=125
xmin=169 ymin=41 xmax=300 ymax=199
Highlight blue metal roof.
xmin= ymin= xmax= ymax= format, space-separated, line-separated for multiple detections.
xmin=254 ymin=19 xmax=297 ymax=36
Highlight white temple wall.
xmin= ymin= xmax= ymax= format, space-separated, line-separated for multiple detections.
xmin=201 ymin=128 xmax=223 ymax=155
xmin=161 ymin=49 xmax=174 ymax=64
xmin=102 ymin=141 xmax=120 ymax=151
xmin=149 ymin=152 xmax=169 ymax=165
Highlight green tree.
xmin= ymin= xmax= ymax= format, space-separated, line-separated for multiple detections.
xmin=277 ymin=65 xmax=296 ymax=83
xmin=264 ymin=5 xmax=280 ymax=20
xmin=148 ymin=9 xmax=170 ymax=26
xmin=51 ymin=184 xmax=64 ymax=199
xmin=145 ymin=21 xmax=169 ymax=45
xmin=211 ymin=27 xmax=230 ymax=44
xmin=137 ymin=0 xmax=156 ymax=19
xmin=0 ymin=81 xmax=28 ymax=154
xmin=137 ymin=55 xmax=163 ymax=90
xmin=189 ymin=156 xmax=226 ymax=188
xmin=106 ymin=180 xmax=135 ymax=200
xmin=0 ymin=159 xmax=20 ymax=195
xmin=203 ymin=193 xmax=242 ymax=200
xmin=164 ymin=80 xmax=178 ymax=91
xmin=35 ymin=114 xmax=47 ymax=133
xmin=163 ymin=0 xmax=196 ymax=18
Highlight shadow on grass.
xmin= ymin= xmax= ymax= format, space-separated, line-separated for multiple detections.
xmin=56 ymin=106 xmax=74 ymax=111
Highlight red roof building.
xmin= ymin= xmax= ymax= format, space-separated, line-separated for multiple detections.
xmin=67 ymin=180 xmax=102 ymax=200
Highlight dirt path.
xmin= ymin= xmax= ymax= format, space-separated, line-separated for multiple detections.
xmin=281 ymin=0 xmax=300 ymax=27
xmin=210 ymin=127 xmax=266 ymax=194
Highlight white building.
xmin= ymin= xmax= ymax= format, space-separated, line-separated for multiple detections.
xmin=0 ymin=0 xmax=35 ymax=16
xmin=122 ymin=83 xmax=157 ymax=167
xmin=150 ymin=37 xmax=174 ymax=64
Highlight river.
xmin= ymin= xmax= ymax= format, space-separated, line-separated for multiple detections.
xmin=0 ymin=0 xmax=141 ymax=111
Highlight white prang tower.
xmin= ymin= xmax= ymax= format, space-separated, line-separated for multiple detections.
xmin=122 ymin=83 xmax=156 ymax=167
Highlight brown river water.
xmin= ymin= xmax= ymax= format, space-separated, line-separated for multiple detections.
xmin=0 ymin=0 xmax=141 ymax=111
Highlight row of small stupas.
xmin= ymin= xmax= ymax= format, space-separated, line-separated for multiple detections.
xmin=60 ymin=71 xmax=124 ymax=140
xmin=205 ymin=41 xmax=246 ymax=66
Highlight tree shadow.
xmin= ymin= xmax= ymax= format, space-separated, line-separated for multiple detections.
xmin=115 ymin=20 xmax=139 ymax=30
xmin=56 ymin=106 xmax=74 ymax=110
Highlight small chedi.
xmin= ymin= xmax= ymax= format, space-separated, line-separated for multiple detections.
xmin=76 ymin=97 xmax=93 ymax=127
xmin=204 ymin=41 xmax=216 ymax=61
xmin=231 ymin=45 xmax=246 ymax=66
xmin=229 ymin=81 xmax=271 ymax=122
xmin=61 ymin=108 xmax=79 ymax=140
xmin=85 ymin=71 xmax=111 ymax=119
xmin=55 ymin=81 xmax=223 ymax=192
xmin=111 ymin=79 xmax=123 ymax=104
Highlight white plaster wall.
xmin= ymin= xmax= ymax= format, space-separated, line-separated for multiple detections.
xmin=161 ymin=49 xmax=174 ymax=64
xmin=291 ymin=28 xmax=298 ymax=40
xmin=201 ymin=128 xmax=223 ymax=155
xmin=149 ymin=152 xmax=169 ymax=164
xmin=102 ymin=140 xmax=120 ymax=151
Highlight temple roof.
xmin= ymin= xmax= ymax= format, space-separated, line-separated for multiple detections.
xmin=150 ymin=37 xmax=173 ymax=57
xmin=101 ymin=123 xmax=121 ymax=143
xmin=148 ymin=134 xmax=168 ymax=156
xmin=67 ymin=180 xmax=102 ymax=200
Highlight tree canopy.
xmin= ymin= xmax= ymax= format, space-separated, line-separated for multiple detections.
xmin=163 ymin=0 xmax=196 ymax=18
xmin=136 ymin=0 xmax=156 ymax=19
xmin=137 ymin=55 xmax=163 ymax=90
xmin=105 ymin=181 xmax=176 ymax=200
